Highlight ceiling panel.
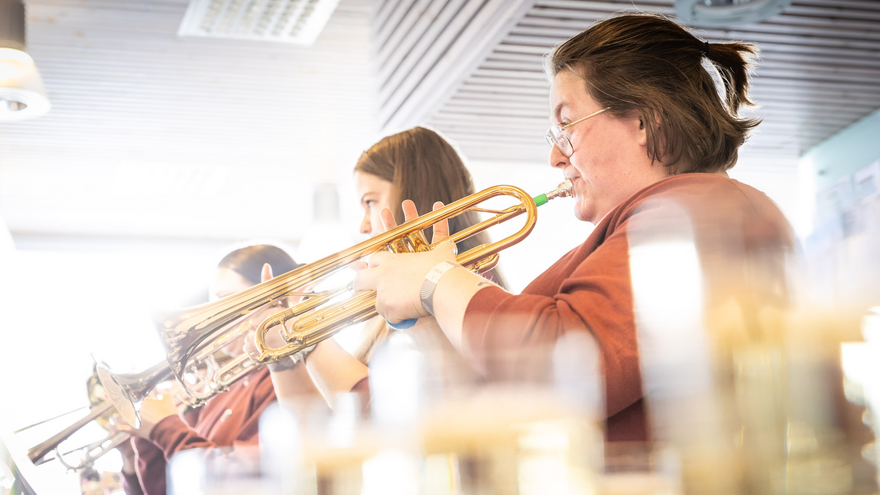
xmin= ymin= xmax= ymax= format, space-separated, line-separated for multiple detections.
xmin=1 ymin=0 xmax=878 ymax=244
xmin=0 ymin=0 xmax=377 ymax=242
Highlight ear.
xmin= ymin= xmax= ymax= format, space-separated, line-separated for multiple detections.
xmin=637 ymin=114 xmax=649 ymax=148
xmin=636 ymin=109 xmax=660 ymax=149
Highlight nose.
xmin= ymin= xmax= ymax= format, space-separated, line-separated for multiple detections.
xmin=359 ymin=213 xmax=372 ymax=235
xmin=549 ymin=141 xmax=569 ymax=170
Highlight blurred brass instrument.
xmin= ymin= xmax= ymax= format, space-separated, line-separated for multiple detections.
xmin=26 ymin=400 xmax=127 ymax=471
xmin=26 ymin=370 xmax=131 ymax=470
xmin=98 ymin=182 xmax=572 ymax=429
xmin=96 ymin=317 xmax=266 ymax=428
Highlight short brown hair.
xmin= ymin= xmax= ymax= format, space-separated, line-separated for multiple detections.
xmin=217 ymin=244 xmax=300 ymax=286
xmin=547 ymin=13 xmax=760 ymax=174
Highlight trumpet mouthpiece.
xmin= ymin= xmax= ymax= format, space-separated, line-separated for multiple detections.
xmin=533 ymin=179 xmax=573 ymax=207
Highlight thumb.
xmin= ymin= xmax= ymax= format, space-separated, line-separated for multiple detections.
xmin=438 ymin=238 xmax=457 ymax=259
xmin=349 ymin=260 xmax=368 ymax=272
xmin=261 ymin=263 xmax=274 ymax=283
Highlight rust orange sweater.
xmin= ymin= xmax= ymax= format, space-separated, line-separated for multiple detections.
xmin=462 ymin=174 xmax=794 ymax=442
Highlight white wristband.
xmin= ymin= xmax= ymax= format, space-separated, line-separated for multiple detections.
xmin=420 ymin=261 xmax=459 ymax=316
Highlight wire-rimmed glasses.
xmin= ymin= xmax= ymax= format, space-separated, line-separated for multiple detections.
xmin=545 ymin=107 xmax=610 ymax=157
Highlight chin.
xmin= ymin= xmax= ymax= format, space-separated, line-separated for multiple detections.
xmin=573 ymin=202 xmax=595 ymax=223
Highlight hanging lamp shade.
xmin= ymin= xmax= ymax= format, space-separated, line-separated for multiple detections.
xmin=0 ymin=0 xmax=50 ymax=122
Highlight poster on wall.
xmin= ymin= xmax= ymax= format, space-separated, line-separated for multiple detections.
xmin=815 ymin=175 xmax=854 ymax=224
xmin=854 ymin=159 xmax=880 ymax=204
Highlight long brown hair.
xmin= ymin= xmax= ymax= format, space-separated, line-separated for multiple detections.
xmin=353 ymin=127 xmax=507 ymax=363
xmin=355 ymin=126 xmax=507 ymax=274
xmin=547 ymin=13 xmax=760 ymax=174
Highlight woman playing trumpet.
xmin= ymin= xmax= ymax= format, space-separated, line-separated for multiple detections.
xmin=353 ymin=13 xmax=795 ymax=441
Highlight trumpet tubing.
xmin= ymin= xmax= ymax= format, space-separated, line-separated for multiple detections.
xmin=252 ymin=182 xmax=572 ymax=363
xmin=97 ymin=181 xmax=571 ymax=427
xmin=27 ymin=401 xmax=115 ymax=465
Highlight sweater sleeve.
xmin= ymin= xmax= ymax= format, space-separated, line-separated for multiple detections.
xmin=121 ymin=470 xmax=143 ymax=495
xmin=462 ymin=225 xmax=642 ymax=418
xmin=350 ymin=376 xmax=371 ymax=416
xmin=131 ymin=436 xmax=167 ymax=495
xmin=149 ymin=415 xmax=222 ymax=461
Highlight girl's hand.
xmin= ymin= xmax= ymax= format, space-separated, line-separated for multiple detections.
xmin=244 ymin=263 xmax=296 ymax=358
xmin=353 ymin=200 xmax=457 ymax=324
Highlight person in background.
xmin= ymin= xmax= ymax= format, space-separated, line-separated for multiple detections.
xmin=260 ymin=126 xmax=507 ymax=411
xmin=353 ymin=13 xmax=795 ymax=442
xmin=121 ymin=244 xmax=313 ymax=495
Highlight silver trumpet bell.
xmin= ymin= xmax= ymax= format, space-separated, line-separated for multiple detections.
xmin=96 ymin=360 xmax=171 ymax=429
xmin=98 ymin=302 xmax=287 ymax=428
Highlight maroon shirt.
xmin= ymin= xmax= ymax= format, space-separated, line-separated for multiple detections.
xmin=130 ymin=367 xmax=276 ymax=494
xmin=463 ymin=174 xmax=794 ymax=441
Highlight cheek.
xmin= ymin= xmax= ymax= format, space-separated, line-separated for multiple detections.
xmin=568 ymin=151 xmax=592 ymax=178
xmin=371 ymin=210 xmax=384 ymax=230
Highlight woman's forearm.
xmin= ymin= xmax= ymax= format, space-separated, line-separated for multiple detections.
xmin=269 ymin=362 xmax=321 ymax=402
xmin=305 ymin=339 xmax=369 ymax=407
xmin=431 ymin=266 xmax=498 ymax=352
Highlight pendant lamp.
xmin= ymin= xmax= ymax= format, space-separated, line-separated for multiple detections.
xmin=0 ymin=0 xmax=50 ymax=122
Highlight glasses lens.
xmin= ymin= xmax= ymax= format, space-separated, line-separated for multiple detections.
xmin=546 ymin=125 xmax=572 ymax=156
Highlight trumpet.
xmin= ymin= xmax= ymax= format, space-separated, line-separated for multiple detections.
xmin=97 ymin=318 xmax=267 ymax=428
xmin=99 ymin=182 xmax=572 ymax=428
xmin=26 ymin=368 xmax=131 ymax=470
xmin=250 ymin=182 xmax=572 ymax=362
xmin=26 ymin=400 xmax=129 ymax=471
xmin=25 ymin=367 xmax=187 ymax=470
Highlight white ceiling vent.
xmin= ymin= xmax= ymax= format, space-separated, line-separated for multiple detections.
xmin=178 ymin=0 xmax=340 ymax=45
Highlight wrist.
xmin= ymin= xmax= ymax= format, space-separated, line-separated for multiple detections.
xmin=269 ymin=344 xmax=316 ymax=371
xmin=268 ymin=355 xmax=298 ymax=372
xmin=121 ymin=458 xmax=137 ymax=475
xmin=420 ymin=261 xmax=462 ymax=316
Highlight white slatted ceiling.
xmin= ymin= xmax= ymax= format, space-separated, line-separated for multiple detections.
xmin=0 ymin=0 xmax=376 ymax=241
xmin=370 ymin=0 xmax=538 ymax=131
xmin=2 ymin=0 xmax=878 ymax=243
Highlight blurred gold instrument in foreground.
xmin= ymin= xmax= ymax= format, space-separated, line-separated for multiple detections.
xmin=97 ymin=182 xmax=572 ymax=428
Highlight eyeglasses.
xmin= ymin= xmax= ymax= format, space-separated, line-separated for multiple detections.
xmin=545 ymin=107 xmax=610 ymax=157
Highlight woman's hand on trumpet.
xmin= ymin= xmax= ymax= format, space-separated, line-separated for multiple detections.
xmin=353 ymin=200 xmax=498 ymax=351
xmin=353 ymin=200 xmax=457 ymax=325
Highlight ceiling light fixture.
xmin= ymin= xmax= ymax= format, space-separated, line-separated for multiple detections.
xmin=675 ymin=0 xmax=792 ymax=27
xmin=178 ymin=0 xmax=340 ymax=46
xmin=0 ymin=0 xmax=50 ymax=122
